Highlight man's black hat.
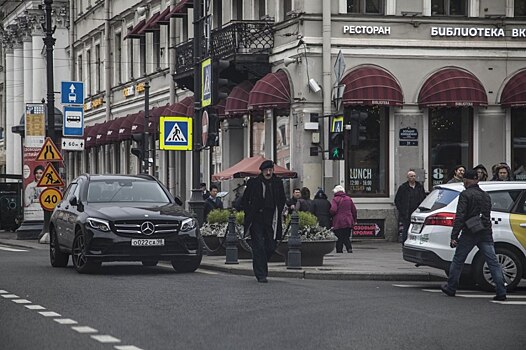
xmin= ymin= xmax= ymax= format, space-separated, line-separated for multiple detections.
xmin=259 ymin=160 xmax=274 ymax=171
xmin=464 ymin=169 xmax=479 ymax=180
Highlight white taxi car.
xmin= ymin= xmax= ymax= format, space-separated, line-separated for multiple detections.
xmin=403 ymin=182 xmax=526 ymax=291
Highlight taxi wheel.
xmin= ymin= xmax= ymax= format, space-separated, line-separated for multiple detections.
xmin=72 ymin=232 xmax=101 ymax=274
xmin=474 ymin=247 xmax=523 ymax=292
xmin=50 ymin=227 xmax=69 ymax=267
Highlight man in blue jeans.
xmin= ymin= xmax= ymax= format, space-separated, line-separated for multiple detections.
xmin=441 ymin=169 xmax=507 ymax=301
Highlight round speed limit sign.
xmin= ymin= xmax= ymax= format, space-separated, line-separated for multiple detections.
xmin=39 ymin=187 xmax=63 ymax=211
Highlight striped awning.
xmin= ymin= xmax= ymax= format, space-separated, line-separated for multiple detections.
xmin=147 ymin=104 xmax=170 ymax=133
xmin=106 ymin=117 xmax=127 ymax=143
xmin=501 ymin=70 xmax=526 ymax=108
xmin=137 ymin=12 xmax=162 ymax=34
xmin=164 ymin=96 xmax=194 ymax=117
xmin=418 ymin=68 xmax=487 ymax=107
xmin=341 ymin=66 xmax=403 ymax=107
xmin=225 ymin=80 xmax=254 ymax=117
xmin=95 ymin=120 xmax=112 ymax=146
xmin=248 ymin=71 xmax=290 ymax=111
xmin=118 ymin=113 xmax=140 ymax=141
xmin=85 ymin=123 xmax=102 ymax=148
xmin=214 ymin=99 xmax=226 ymax=119
xmin=167 ymin=0 xmax=193 ymax=18
xmin=124 ymin=19 xmax=146 ymax=40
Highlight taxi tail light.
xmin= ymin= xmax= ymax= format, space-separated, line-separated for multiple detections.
xmin=424 ymin=212 xmax=456 ymax=227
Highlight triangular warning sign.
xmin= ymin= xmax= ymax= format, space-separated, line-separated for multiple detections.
xmin=35 ymin=137 xmax=63 ymax=162
xmin=165 ymin=124 xmax=187 ymax=143
xmin=37 ymin=163 xmax=65 ymax=188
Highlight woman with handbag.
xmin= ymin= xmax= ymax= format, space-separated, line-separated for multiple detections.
xmin=330 ymin=185 xmax=358 ymax=253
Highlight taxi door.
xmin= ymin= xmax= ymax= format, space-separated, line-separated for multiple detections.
xmin=510 ymin=192 xmax=526 ymax=252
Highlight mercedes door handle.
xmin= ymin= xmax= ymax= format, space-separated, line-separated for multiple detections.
xmin=520 ymin=223 xmax=526 ymax=228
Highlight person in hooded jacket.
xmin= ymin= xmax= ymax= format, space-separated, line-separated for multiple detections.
xmin=330 ymin=185 xmax=358 ymax=253
xmin=310 ymin=189 xmax=331 ymax=228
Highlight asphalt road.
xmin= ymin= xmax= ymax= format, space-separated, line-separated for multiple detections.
xmin=1 ymin=245 xmax=525 ymax=350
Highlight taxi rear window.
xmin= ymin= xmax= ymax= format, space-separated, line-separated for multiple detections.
xmin=417 ymin=188 xmax=460 ymax=212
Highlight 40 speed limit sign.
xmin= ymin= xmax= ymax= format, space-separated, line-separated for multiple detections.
xmin=39 ymin=187 xmax=63 ymax=211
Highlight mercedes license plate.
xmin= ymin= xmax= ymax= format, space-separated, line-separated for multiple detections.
xmin=131 ymin=239 xmax=165 ymax=247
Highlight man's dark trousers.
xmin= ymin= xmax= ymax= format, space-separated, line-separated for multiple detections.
xmin=250 ymin=222 xmax=276 ymax=280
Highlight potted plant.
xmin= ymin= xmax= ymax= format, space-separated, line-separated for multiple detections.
xmin=276 ymin=211 xmax=337 ymax=266
xmin=200 ymin=209 xmax=252 ymax=258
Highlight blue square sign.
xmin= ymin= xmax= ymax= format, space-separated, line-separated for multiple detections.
xmin=63 ymin=106 xmax=84 ymax=137
xmin=61 ymin=81 xmax=84 ymax=105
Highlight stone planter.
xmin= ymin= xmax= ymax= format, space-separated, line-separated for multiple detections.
xmin=276 ymin=240 xmax=336 ymax=266
xmin=202 ymin=236 xmax=225 ymax=256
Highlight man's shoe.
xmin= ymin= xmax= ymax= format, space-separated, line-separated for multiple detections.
xmin=440 ymin=284 xmax=455 ymax=297
xmin=493 ymin=295 xmax=506 ymax=301
xmin=257 ymin=278 xmax=268 ymax=283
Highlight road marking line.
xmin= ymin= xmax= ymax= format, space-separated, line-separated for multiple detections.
xmin=0 ymin=290 xmax=8 ymax=293
xmin=115 ymin=346 xmax=145 ymax=350
xmin=1 ymin=294 xmax=19 ymax=298
xmin=0 ymin=245 xmax=27 ymax=252
xmin=197 ymin=269 xmax=218 ymax=275
xmin=422 ymin=289 xmax=442 ymax=293
xmin=91 ymin=335 xmax=121 ymax=343
xmin=25 ymin=305 xmax=46 ymax=310
xmin=393 ymin=284 xmax=419 ymax=288
xmin=54 ymin=318 xmax=78 ymax=325
xmin=38 ymin=311 xmax=61 ymax=317
xmin=12 ymin=299 xmax=31 ymax=304
xmin=71 ymin=326 xmax=98 ymax=334
xmin=491 ymin=301 xmax=526 ymax=305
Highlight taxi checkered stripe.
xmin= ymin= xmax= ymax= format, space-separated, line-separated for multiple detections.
xmin=491 ymin=217 xmax=502 ymax=225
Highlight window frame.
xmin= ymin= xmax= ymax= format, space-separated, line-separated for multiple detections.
xmin=431 ymin=0 xmax=467 ymax=16
xmin=115 ymin=32 xmax=122 ymax=85
xmin=346 ymin=0 xmax=385 ymax=15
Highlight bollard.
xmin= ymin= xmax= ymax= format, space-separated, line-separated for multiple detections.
xmin=225 ymin=212 xmax=239 ymax=264
xmin=287 ymin=211 xmax=302 ymax=269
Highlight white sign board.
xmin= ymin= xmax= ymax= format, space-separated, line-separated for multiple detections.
xmin=61 ymin=138 xmax=85 ymax=151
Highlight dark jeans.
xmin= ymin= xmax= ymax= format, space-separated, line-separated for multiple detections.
xmin=250 ymin=222 xmax=276 ymax=280
xmin=334 ymin=227 xmax=352 ymax=252
xmin=446 ymin=234 xmax=506 ymax=296
xmin=400 ymin=218 xmax=410 ymax=245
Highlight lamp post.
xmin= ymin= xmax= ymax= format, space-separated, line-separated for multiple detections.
xmin=188 ymin=0 xmax=205 ymax=225
xmin=143 ymin=81 xmax=150 ymax=174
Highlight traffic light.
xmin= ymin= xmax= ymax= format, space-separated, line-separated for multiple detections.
xmin=329 ymin=131 xmax=344 ymax=160
xmin=212 ymin=59 xmax=230 ymax=104
xmin=131 ymin=132 xmax=144 ymax=162
xmin=205 ymin=112 xmax=220 ymax=147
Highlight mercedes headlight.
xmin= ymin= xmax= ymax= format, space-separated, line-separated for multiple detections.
xmin=180 ymin=218 xmax=197 ymax=232
xmin=87 ymin=218 xmax=111 ymax=232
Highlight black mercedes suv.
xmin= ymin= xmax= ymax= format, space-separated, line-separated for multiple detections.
xmin=49 ymin=174 xmax=202 ymax=273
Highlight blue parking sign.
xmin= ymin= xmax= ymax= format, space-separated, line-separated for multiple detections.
xmin=61 ymin=81 xmax=84 ymax=105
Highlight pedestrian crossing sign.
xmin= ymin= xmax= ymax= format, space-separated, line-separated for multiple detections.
xmin=159 ymin=116 xmax=193 ymax=150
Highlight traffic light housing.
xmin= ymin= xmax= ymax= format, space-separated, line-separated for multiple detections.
xmin=329 ymin=131 xmax=344 ymax=160
xmin=205 ymin=112 xmax=220 ymax=147
xmin=131 ymin=132 xmax=144 ymax=161
xmin=350 ymin=112 xmax=367 ymax=146
xmin=212 ymin=59 xmax=230 ymax=105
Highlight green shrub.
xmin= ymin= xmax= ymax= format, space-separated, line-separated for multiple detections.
xmin=235 ymin=211 xmax=244 ymax=225
xmin=284 ymin=211 xmax=318 ymax=229
xmin=206 ymin=209 xmax=230 ymax=224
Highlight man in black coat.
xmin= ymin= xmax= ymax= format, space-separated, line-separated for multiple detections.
xmin=240 ymin=160 xmax=286 ymax=283
xmin=441 ymin=169 xmax=506 ymax=301
xmin=394 ymin=170 xmax=426 ymax=245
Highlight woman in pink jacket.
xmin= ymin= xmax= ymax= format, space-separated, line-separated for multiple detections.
xmin=330 ymin=185 xmax=358 ymax=253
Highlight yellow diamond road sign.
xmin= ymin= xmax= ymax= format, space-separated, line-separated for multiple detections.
xmin=37 ymin=163 xmax=64 ymax=188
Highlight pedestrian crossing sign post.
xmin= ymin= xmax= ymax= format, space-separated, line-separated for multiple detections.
xmin=201 ymin=58 xmax=212 ymax=108
xmin=159 ymin=116 xmax=193 ymax=150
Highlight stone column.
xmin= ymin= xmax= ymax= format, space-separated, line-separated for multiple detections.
xmin=5 ymin=46 xmax=15 ymax=175
xmin=23 ymin=36 xmax=33 ymax=103
xmin=13 ymin=42 xmax=24 ymax=175
xmin=32 ymin=32 xmax=46 ymax=104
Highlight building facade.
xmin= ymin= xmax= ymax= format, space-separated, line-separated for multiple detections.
xmin=1 ymin=0 xmax=526 ymax=240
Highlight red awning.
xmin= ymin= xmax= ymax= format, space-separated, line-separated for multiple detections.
xmin=501 ymin=70 xmax=526 ymax=108
xmin=167 ymin=0 xmax=193 ymax=18
xmin=131 ymin=112 xmax=146 ymax=134
xmin=95 ymin=120 xmax=112 ymax=146
xmin=156 ymin=7 xmax=171 ymax=25
xmin=106 ymin=117 xmax=126 ymax=143
xmin=163 ymin=96 xmax=194 ymax=117
xmin=118 ymin=113 xmax=139 ymax=141
xmin=225 ymin=80 xmax=254 ymax=117
xmin=212 ymin=155 xmax=297 ymax=181
xmin=248 ymin=71 xmax=290 ymax=111
xmin=85 ymin=123 xmax=102 ymax=148
xmin=418 ymin=68 xmax=487 ymax=107
xmin=148 ymin=104 xmax=170 ymax=133
xmin=341 ymin=66 xmax=403 ymax=107
xmin=138 ymin=12 xmax=161 ymax=34
xmin=124 ymin=19 xmax=147 ymax=40
xmin=214 ymin=99 xmax=226 ymax=118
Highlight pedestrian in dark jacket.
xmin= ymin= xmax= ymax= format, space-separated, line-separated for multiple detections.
xmin=394 ymin=170 xmax=426 ymax=245
xmin=330 ymin=185 xmax=357 ymax=253
xmin=296 ymin=187 xmax=312 ymax=212
xmin=441 ymin=169 xmax=507 ymax=301
xmin=240 ymin=160 xmax=286 ymax=283
xmin=204 ymin=184 xmax=223 ymax=221
xmin=310 ymin=189 xmax=331 ymax=228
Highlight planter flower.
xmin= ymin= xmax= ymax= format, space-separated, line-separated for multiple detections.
xmin=277 ymin=212 xmax=337 ymax=266
xmin=200 ymin=210 xmax=252 ymax=258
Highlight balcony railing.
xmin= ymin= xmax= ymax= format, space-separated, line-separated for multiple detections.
xmin=174 ymin=20 xmax=274 ymax=76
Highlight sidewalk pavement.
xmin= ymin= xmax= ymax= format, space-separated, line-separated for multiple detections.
xmin=0 ymin=231 xmax=445 ymax=282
